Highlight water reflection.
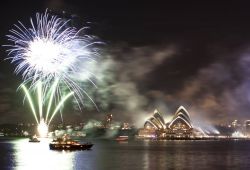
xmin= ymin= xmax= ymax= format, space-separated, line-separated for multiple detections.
xmin=143 ymin=149 xmax=149 ymax=170
xmin=14 ymin=138 xmax=74 ymax=170
xmin=1 ymin=138 xmax=250 ymax=170
xmin=13 ymin=138 xmax=97 ymax=170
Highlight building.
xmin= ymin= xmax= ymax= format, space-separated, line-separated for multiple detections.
xmin=244 ymin=120 xmax=250 ymax=136
xmin=139 ymin=106 xmax=204 ymax=139
xmin=137 ymin=128 xmax=156 ymax=138
xmin=103 ymin=114 xmax=113 ymax=128
xmin=165 ymin=106 xmax=193 ymax=138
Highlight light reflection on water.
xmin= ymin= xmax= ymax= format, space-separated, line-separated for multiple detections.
xmin=14 ymin=139 xmax=74 ymax=170
xmin=12 ymin=138 xmax=96 ymax=170
xmin=1 ymin=138 xmax=250 ymax=170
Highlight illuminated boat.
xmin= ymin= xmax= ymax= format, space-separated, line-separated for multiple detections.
xmin=29 ymin=135 xmax=40 ymax=142
xmin=115 ymin=136 xmax=129 ymax=141
xmin=49 ymin=138 xmax=93 ymax=150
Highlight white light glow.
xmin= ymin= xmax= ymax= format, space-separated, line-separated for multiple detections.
xmin=26 ymin=39 xmax=73 ymax=74
xmin=37 ymin=119 xmax=48 ymax=138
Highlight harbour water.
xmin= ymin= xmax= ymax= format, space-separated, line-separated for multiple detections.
xmin=1 ymin=138 xmax=250 ymax=170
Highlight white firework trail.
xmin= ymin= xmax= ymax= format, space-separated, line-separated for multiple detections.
xmin=4 ymin=10 xmax=101 ymax=108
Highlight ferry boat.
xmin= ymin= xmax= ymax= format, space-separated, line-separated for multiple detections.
xmin=49 ymin=137 xmax=93 ymax=150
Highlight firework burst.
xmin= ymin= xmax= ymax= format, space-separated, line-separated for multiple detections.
xmin=21 ymin=81 xmax=74 ymax=125
xmin=21 ymin=81 xmax=74 ymax=137
xmin=5 ymin=10 xmax=100 ymax=106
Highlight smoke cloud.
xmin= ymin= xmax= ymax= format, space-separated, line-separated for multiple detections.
xmin=148 ymin=47 xmax=250 ymax=124
xmin=72 ymin=44 xmax=176 ymax=126
xmin=76 ymin=43 xmax=250 ymax=127
xmin=2 ymin=41 xmax=250 ymax=127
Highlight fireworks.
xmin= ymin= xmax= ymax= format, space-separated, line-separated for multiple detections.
xmin=37 ymin=118 xmax=48 ymax=138
xmin=4 ymin=10 xmax=101 ymax=136
xmin=5 ymin=10 xmax=100 ymax=104
xmin=21 ymin=81 xmax=73 ymax=125
xmin=21 ymin=82 xmax=74 ymax=136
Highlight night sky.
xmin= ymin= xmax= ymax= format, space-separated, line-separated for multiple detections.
xmin=1 ymin=1 xmax=250 ymax=125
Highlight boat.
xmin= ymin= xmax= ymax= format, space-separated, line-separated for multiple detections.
xmin=29 ymin=135 xmax=40 ymax=142
xmin=115 ymin=135 xmax=129 ymax=141
xmin=49 ymin=137 xmax=93 ymax=150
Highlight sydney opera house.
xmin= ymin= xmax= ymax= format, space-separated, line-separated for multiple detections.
xmin=138 ymin=106 xmax=204 ymax=139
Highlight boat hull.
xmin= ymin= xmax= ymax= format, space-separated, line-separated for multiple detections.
xmin=49 ymin=143 xmax=93 ymax=150
xmin=29 ymin=140 xmax=40 ymax=143
xmin=115 ymin=136 xmax=129 ymax=141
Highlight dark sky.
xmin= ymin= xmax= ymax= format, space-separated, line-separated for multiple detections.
xmin=1 ymin=1 xmax=250 ymax=125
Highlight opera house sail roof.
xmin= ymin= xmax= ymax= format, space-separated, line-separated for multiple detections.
xmin=168 ymin=106 xmax=192 ymax=130
xmin=144 ymin=109 xmax=166 ymax=130
xmin=142 ymin=106 xmax=197 ymax=138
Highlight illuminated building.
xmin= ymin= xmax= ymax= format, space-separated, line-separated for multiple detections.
xmin=122 ymin=123 xmax=131 ymax=130
xmin=137 ymin=128 xmax=156 ymax=138
xmin=231 ymin=120 xmax=241 ymax=128
xmin=245 ymin=120 xmax=250 ymax=136
xmin=165 ymin=106 xmax=193 ymax=138
xmin=139 ymin=106 xmax=203 ymax=139
xmin=103 ymin=114 xmax=113 ymax=128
